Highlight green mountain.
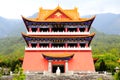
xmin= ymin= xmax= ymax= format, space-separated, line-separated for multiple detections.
xmin=0 ymin=36 xmax=25 ymax=55
xmin=93 ymin=13 xmax=120 ymax=34
xmin=0 ymin=17 xmax=25 ymax=38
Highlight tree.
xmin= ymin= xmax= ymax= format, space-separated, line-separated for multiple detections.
xmin=99 ymin=59 xmax=106 ymax=71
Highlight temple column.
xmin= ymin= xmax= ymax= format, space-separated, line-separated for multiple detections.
xmin=77 ymin=43 xmax=80 ymax=48
xmin=36 ymin=43 xmax=40 ymax=48
xmin=65 ymin=28 xmax=68 ymax=32
xmin=29 ymin=28 xmax=32 ymax=32
xmin=49 ymin=43 xmax=52 ymax=48
xmin=77 ymin=28 xmax=80 ymax=32
xmin=65 ymin=60 xmax=68 ymax=72
xmin=28 ymin=43 xmax=32 ymax=48
xmin=79 ymin=28 xmax=81 ymax=32
xmin=65 ymin=43 xmax=68 ymax=48
xmin=49 ymin=28 xmax=52 ymax=32
xmin=37 ymin=28 xmax=40 ymax=32
xmin=86 ymin=43 xmax=88 ymax=48
xmin=85 ymin=28 xmax=88 ymax=32
xmin=48 ymin=60 xmax=52 ymax=72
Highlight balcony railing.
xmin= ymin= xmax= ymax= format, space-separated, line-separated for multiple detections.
xmin=25 ymin=46 xmax=91 ymax=50
xmin=27 ymin=32 xmax=90 ymax=35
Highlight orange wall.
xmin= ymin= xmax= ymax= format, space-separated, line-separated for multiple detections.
xmin=68 ymin=51 xmax=95 ymax=71
xmin=22 ymin=50 xmax=95 ymax=72
xmin=22 ymin=51 xmax=48 ymax=71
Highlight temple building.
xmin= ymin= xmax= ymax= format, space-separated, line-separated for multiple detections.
xmin=22 ymin=6 xmax=96 ymax=73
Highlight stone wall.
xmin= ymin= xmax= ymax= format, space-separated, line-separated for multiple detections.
xmin=0 ymin=74 xmax=113 ymax=80
xmin=26 ymin=74 xmax=113 ymax=80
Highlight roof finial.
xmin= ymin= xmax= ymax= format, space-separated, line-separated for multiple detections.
xmin=58 ymin=3 xmax=59 ymax=7
xmin=57 ymin=0 xmax=60 ymax=7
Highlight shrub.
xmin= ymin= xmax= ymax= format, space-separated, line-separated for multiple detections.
xmin=13 ymin=68 xmax=26 ymax=80
xmin=114 ymin=71 xmax=120 ymax=80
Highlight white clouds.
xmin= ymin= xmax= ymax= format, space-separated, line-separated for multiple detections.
xmin=0 ymin=0 xmax=119 ymax=19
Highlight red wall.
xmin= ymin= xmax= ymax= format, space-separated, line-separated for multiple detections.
xmin=68 ymin=51 xmax=95 ymax=71
xmin=22 ymin=51 xmax=48 ymax=71
xmin=22 ymin=50 xmax=95 ymax=72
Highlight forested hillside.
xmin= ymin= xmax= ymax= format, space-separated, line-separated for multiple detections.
xmin=0 ymin=36 xmax=24 ymax=56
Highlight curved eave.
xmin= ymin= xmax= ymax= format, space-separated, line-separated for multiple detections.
xmin=22 ymin=32 xmax=95 ymax=47
xmin=21 ymin=16 xmax=29 ymax=31
xmin=21 ymin=32 xmax=29 ymax=46
xmin=42 ymin=53 xmax=74 ymax=60
xmin=88 ymin=32 xmax=95 ymax=46
xmin=22 ymin=15 xmax=96 ymax=23
xmin=87 ymin=16 xmax=96 ymax=31
xmin=21 ymin=32 xmax=95 ymax=38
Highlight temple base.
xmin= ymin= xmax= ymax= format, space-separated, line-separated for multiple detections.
xmin=22 ymin=50 xmax=95 ymax=72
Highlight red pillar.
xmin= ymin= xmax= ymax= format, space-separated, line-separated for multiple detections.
xmin=77 ymin=28 xmax=80 ymax=32
xmin=28 ymin=43 xmax=32 ymax=48
xmin=65 ymin=28 xmax=68 ymax=32
xmin=85 ymin=28 xmax=88 ymax=32
xmin=65 ymin=43 xmax=68 ymax=48
xmin=86 ymin=43 xmax=88 ymax=48
xmin=37 ymin=28 xmax=40 ymax=32
xmin=49 ymin=28 xmax=52 ymax=32
xmin=29 ymin=28 xmax=32 ymax=32
xmin=36 ymin=43 xmax=40 ymax=48
xmin=77 ymin=43 xmax=80 ymax=48
xmin=49 ymin=43 xmax=52 ymax=48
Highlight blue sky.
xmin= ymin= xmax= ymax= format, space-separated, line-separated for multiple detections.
xmin=0 ymin=0 xmax=120 ymax=19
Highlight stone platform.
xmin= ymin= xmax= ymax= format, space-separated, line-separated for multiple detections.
xmin=26 ymin=73 xmax=113 ymax=80
xmin=0 ymin=72 xmax=113 ymax=80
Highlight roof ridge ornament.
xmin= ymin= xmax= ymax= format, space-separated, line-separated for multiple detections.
xmin=57 ymin=0 xmax=60 ymax=8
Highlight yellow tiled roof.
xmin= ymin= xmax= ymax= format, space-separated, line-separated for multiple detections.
xmin=24 ymin=6 xmax=95 ymax=22
xmin=38 ymin=6 xmax=79 ymax=20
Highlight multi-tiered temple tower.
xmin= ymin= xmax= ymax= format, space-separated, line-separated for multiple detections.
xmin=22 ymin=6 xmax=95 ymax=73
